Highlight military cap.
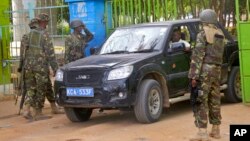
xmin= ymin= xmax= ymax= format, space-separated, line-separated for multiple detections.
xmin=70 ymin=19 xmax=85 ymax=29
xmin=37 ymin=13 xmax=50 ymax=22
xmin=28 ymin=18 xmax=39 ymax=28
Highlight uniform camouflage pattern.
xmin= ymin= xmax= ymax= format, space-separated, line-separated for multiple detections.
xmin=64 ymin=28 xmax=93 ymax=64
xmin=18 ymin=18 xmax=39 ymax=71
xmin=188 ymin=26 xmax=224 ymax=128
xmin=45 ymin=76 xmax=55 ymax=103
xmin=18 ymin=34 xmax=29 ymax=71
xmin=19 ymin=22 xmax=56 ymax=105
xmin=194 ymin=64 xmax=222 ymax=128
xmin=24 ymin=70 xmax=48 ymax=109
xmin=38 ymin=28 xmax=57 ymax=103
xmin=37 ymin=13 xmax=49 ymax=22
xmin=24 ymin=27 xmax=58 ymax=109
xmin=28 ymin=18 xmax=39 ymax=29
xmin=188 ymin=31 xmax=206 ymax=80
xmin=203 ymin=33 xmax=225 ymax=65
xmin=25 ymin=28 xmax=58 ymax=73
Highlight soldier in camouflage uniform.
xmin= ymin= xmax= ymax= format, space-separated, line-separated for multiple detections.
xmin=188 ymin=9 xmax=225 ymax=141
xmin=23 ymin=13 xmax=59 ymax=120
xmin=18 ymin=18 xmax=39 ymax=119
xmin=64 ymin=19 xmax=93 ymax=64
xmin=36 ymin=13 xmax=64 ymax=115
xmin=19 ymin=16 xmax=63 ymax=120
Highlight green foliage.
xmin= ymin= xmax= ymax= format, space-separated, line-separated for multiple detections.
xmin=57 ymin=20 xmax=70 ymax=35
xmin=239 ymin=0 xmax=248 ymax=13
xmin=226 ymin=26 xmax=237 ymax=37
xmin=109 ymin=0 xmax=244 ymax=28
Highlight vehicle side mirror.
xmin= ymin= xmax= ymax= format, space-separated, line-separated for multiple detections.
xmin=90 ymin=47 xmax=100 ymax=55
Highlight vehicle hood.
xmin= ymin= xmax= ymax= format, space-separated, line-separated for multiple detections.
xmin=63 ymin=52 xmax=159 ymax=69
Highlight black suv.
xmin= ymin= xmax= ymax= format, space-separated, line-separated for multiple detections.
xmin=54 ymin=19 xmax=240 ymax=123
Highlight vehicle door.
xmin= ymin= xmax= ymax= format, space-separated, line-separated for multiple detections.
xmin=163 ymin=24 xmax=194 ymax=96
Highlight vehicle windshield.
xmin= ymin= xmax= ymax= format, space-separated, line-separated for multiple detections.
xmin=100 ymin=26 xmax=168 ymax=54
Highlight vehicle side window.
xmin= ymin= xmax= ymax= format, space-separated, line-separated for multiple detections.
xmin=180 ymin=26 xmax=191 ymax=42
xmin=168 ymin=25 xmax=192 ymax=52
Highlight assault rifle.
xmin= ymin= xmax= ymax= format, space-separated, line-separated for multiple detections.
xmin=15 ymin=36 xmax=28 ymax=115
xmin=190 ymin=81 xmax=202 ymax=113
xmin=17 ymin=65 xmax=26 ymax=115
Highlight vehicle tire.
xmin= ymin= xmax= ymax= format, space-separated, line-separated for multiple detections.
xmin=64 ymin=107 xmax=92 ymax=122
xmin=224 ymin=66 xmax=242 ymax=103
xmin=134 ymin=79 xmax=163 ymax=123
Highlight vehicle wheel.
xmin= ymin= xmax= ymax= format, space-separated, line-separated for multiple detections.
xmin=64 ymin=107 xmax=92 ymax=122
xmin=225 ymin=66 xmax=242 ymax=103
xmin=134 ymin=79 xmax=163 ymax=123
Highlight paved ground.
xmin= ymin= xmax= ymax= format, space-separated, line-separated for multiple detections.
xmin=0 ymin=99 xmax=249 ymax=141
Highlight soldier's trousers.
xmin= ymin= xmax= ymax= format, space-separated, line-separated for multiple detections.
xmin=194 ymin=64 xmax=222 ymax=128
xmin=45 ymin=74 xmax=56 ymax=103
xmin=24 ymin=70 xmax=48 ymax=109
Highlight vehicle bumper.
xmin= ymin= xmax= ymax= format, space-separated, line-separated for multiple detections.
xmin=54 ymin=79 xmax=135 ymax=108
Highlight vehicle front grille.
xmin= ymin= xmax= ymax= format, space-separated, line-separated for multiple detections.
xmin=65 ymin=69 xmax=104 ymax=85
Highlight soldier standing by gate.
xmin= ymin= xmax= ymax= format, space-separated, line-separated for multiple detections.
xmin=19 ymin=16 xmax=63 ymax=119
xmin=18 ymin=18 xmax=39 ymax=119
xmin=64 ymin=19 xmax=93 ymax=64
xmin=23 ymin=13 xmax=59 ymax=120
xmin=188 ymin=9 xmax=225 ymax=141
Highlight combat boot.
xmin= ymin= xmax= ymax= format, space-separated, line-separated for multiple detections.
xmin=33 ymin=108 xmax=52 ymax=121
xmin=50 ymin=102 xmax=64 ymax=114
xmin=190 ymin=128 xmax=210 ymax=141
xmin=209 ymin=125 xmax=220 ymax=139
xmin=22 ymin=105 xmax=32 ymax=119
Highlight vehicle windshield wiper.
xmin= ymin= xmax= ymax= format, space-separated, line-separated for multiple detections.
xmin=103 ymin=50 xmax=130 ymax=54
xmin=132 ymin=38 xmax=160 ymax=53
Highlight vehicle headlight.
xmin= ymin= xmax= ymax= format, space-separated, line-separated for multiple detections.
xmin=55 ymin=69 xmax=64 ymax=81
xmin=107 ymin=66 xmax=133 ymax=80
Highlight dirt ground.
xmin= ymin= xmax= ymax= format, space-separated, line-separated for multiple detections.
xmin=0 ymin=98 xmax=249 ymax=141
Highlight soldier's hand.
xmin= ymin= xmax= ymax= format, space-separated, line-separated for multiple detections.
xmin=191 ymin=79 xmax=197 ymax=87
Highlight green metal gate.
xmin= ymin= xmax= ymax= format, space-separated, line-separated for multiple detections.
xmin=0 ymin=0 xmax=11 ymax=97
xmin=105 ymin=0 xmax=178 ymax=36
xmin=236 ymin=0 xmax=250 ymax=104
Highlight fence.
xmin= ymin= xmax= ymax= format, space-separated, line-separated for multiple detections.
xmin=105 ymin=0 xmax=178 ymax=35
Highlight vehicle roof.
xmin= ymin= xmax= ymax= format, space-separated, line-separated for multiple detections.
xmin=117 ymin=19 xmax=200 ymax=29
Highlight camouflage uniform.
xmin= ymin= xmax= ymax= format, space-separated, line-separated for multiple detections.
xmin=18 ymin=18 xmax=39 ymax=72
xmin=188 ymin=25 xmax=225 ymax=129
xmin=19 ymin=18 xmax=55 ymax=105
xmin=64 ymin=20 xmax=93 ymax=64
xmin=36 ymin=14 xmax=56 ymax=105
xmin=18 ymin=18 xmax=40 ymax=119
xmin=45 ymin=77 xmax=55 ymax=103
xmin=19 ymin=34 xmax=29 ymax=72
xmin=24 ymin=15 xmax=58 ymax=112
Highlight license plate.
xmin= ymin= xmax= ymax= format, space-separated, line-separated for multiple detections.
xmin=66 ymin=87 xmax=94 ymax=97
